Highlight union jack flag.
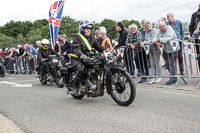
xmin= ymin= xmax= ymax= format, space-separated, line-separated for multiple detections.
xmin=49 ymin=0 xmax=65 ymax=50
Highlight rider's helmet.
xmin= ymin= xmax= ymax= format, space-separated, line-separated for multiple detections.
xmin=41 ymin=39 xmax=49 ymax=50
xmin=79 ymin=20 xmax=94 ymax=34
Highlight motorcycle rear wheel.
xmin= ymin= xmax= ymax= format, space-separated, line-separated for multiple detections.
xmin=71 ymin=95 xmax=85 ymax=99
xmin=55 ymin=78 xmax=64 ymax=88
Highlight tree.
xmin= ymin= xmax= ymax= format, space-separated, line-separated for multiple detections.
xmin=59 ymin=16 xmax=80 ymax=41
xmin=0 ymin=20 xmax=32 ymax=38
xmin=32 ymin=19 xmax=48 ymax=29
xmin=100 ymin=19 xmax=118 ymax=40
xmin=183 ymin=22 xmax=189 ymax=33
xmin=25 ymin=28 xmax=43 ymax=47
xmin=0 ymin=33 xmax=15 ymax=48
xmin=0 ymin=15 xmax=145 ymax=47
xmin=122 ymin=19 xmax=142 ymax=30
xmin=16 ymin=33 xmax=25 ymax=45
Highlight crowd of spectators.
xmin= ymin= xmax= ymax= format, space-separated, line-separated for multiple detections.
xmin=1 ymin=3 xmax=200 ymax=86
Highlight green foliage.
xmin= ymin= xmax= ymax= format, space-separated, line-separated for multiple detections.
xmin=122 ymin=19 xmax=142 ymax=30
xmin=100 ymin=19 xmax=118 ymax=39
xmin=0 ymin=20 xmax=32 ymax=38
xmin=0 ymin=16 xmax=188 ymax=48
xmin=32 ymin=19 xmax=48 ymax=29
xmin=183 ymin=22 xmax=189 ymax=33
xmin=59 ymin=16 xmax=80 ymax=40
xmin=16 ymin=33 xmax=25 ymax=45
xmin=0 ymin=33 xmax=15 ymax=48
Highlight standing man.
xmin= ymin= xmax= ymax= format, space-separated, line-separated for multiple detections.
xmin=99 ymin=27 xmax=112 ymax=50
xmin=115 ymin=22 xmax=128 ymax=48
xmin=97 ymin=27 xmax=113 ymax=45
xmin=140 ymin=19 xmax=147 ymax=41
xmin=166 ymin=13 xmax=185 ymax=75
xmin=189 ymin=3 xmax=200 ymax=38
xmin=11 ymin=48 xmax=20 ymax=74
xmin=126 ymin=24 xmax=148 ymax=83
xmin=115 ymin=22 xmax=129 ymax=63
xmin=23 ymin=43 xmax=38 ymax=74
xmin=189 ymin=3 xmax=200 ymax=69
xmin=154 ymin=21 xmax=177 ymax=85
xmin=95 ymin=30 xmax=100 ymax=39
xmin=36 ymin=40 xmax=42 ymax=51
xmin=5 ymin=47 xmax=14 ymax=74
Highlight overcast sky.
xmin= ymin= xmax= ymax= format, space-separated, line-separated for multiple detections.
xmin=0 ymin=0 xmax=199 ymax=26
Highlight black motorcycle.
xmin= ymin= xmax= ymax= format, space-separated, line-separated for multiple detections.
xmin=61 ymin=51 xmax=136 ymax=106
xmin=37 ymin=55 xmax=64 ymax=88
xmin=0 ymin=61 xmax=5 ymax=77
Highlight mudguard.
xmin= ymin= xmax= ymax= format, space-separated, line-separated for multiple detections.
xmin=105 ymin=66 xmax=125 ymax=94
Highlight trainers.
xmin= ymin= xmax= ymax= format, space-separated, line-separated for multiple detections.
xmin=154 ymin=78 xmax=162 ymax=83
xmin=165 ymin=80 xmax=176 ymax=85
xmin=137 ymin=72 xmax=142 ymax=77
xmin=22 ymin=72 xmax=27 ymax=74
xmin=138 ymin=78 xmax=147 ymax=83
xmin=180 ymin=71 xmax=185 ymax=75
xmin=148 ymin=79 xmax=155 ymax=85
xmin=28 ymin=71 xmax=33 ymax=74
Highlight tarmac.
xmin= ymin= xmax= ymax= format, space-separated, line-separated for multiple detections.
xmin=0 ymin=72 xmax=199 ymax=133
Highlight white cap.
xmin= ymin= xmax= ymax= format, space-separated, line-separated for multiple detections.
xmin=17 ymin=44 xmax=21 ymax=48
xmin=36 ymin=40 xmax=41 ymax=44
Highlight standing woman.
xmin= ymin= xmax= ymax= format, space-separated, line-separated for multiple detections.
xmin=144 ymin=21 xmax=162 ymax=85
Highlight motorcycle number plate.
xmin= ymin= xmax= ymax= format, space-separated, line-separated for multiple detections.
xmin=52 ymin=59 xmax=58 ymax=63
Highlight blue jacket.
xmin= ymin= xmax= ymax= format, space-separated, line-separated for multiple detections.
xmin=166 ymin=20 xmax=184 ymax=40
xmin=193 ymin=30 xmax=200 ymax=38
xmin=27 ymin=45 xmax=38 ymax=55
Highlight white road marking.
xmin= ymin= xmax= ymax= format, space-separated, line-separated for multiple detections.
xmin=0 ymin=81 xmax=32 ymax=87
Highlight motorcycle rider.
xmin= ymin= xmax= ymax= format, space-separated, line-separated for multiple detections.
xmin=37 ymin=39 xmax=60 ymax=77
xmin=71 ymin=20 xmax=106 ymax=95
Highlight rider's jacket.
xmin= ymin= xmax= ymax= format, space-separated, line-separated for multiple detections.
xmin=37 ymin=47 xmax=59 ymax=63
xmin=71 ymin=33 xmax=106 ymax=60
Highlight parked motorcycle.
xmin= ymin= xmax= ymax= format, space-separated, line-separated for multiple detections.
xmin=61 ymin=51 xmax=136 ymax=106
xmin=37 ymin=55 xmax=64 ymax=88
xmin=0 ymin=61 xmax=5 ymax=77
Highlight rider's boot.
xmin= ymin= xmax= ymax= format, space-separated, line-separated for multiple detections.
xmin=72 ymin=77 xmax=81 ymax=96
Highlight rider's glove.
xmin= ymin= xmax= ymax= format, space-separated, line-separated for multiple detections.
xmin=80 ymin=54 xmax=91 ymax=62
xmin=41 ymin=58 xmax=46 ymax=62
xmin=87 ymin=51 xmax=94 ymax=57
xmin=59 ymin=56 xmax=64 ymax=60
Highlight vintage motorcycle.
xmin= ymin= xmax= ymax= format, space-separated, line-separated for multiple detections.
xmin=61 ymin=51 xmax=136 ymax=106
xmin=0 ymin=60 xmax=5 ymax=77
xmin=37 ymin=55 xmax=64 ymax=88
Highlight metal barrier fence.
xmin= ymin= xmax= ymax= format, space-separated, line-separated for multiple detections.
xmin=2 ymin=40 xmax=200 ymax=89
xmin=3 ymin=55 xmax=37 ymax=74
xmin=185 ymin=38 xmax=200 ymax=88
xmin=115 ymin=39 xmax=200 ymax=88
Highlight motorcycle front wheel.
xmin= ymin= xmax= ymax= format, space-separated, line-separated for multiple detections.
xmin=39 ymin=74 xmax=47 ymax=85
xmin=106 ymin=70 xmax=136 ymax=106
xmin=54 ymin=69 xmax=64 ymax=88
